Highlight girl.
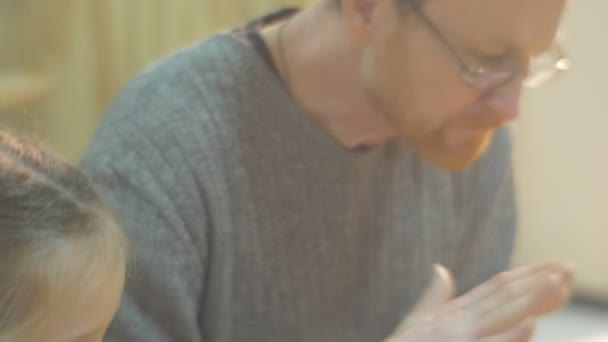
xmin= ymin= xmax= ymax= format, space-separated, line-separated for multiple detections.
xmin=0 ymin=127 xmax=126 ymax=342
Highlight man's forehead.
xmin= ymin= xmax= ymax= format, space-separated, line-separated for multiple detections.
xmin=424 ymin=0 xmax=566 ymax=54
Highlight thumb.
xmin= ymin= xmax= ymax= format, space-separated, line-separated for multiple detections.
xmin=388 ymin=264 xmax=455 ymax=340
xmin=412 ymin=264 xmax=455 ymax=315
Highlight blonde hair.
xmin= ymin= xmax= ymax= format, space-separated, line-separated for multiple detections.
xmin=0 ymin=127 xmax=127 ymax=339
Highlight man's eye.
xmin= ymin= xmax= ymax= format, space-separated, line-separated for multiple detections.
xmin=477 ymin=52 xmax=510 ymax=67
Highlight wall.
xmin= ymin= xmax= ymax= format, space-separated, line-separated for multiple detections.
xmin=512 ymin=0 xmax=608 ymax=300
xmin=1 ymin=0 xmax=309 ymax=159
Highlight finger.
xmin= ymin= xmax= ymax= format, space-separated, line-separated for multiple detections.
xmin=528 ymin=262 xmax=574 ymax=317
xmin=473 ymin=268 xmax=571 ymax=338
xmin=479 ymin=264 xmax=573 ymax=317
xmin=410 ymin=264 xmax=455 ymax=315
xmin=509 ymin=320 xmax=535 ymax=342
xmin=391 ymin=265 xmax=456 ymax=339
xmin=452 ymin=262 xmax=563 ymax=310
xmin=479 ymin=319 xmax=535 ymax=342
xmin=443 ymin=263 xmax=572 ymax=338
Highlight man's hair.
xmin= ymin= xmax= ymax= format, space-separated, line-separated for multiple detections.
xmin=0 ymin=126 xmax=127 ymax=339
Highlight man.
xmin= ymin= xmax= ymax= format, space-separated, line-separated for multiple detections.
xmin=82 ymin=0 xmax=573 ymax=341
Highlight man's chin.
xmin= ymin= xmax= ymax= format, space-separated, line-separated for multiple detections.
xmin=416 ymin=136 xmax=491 ymax=171
xmin=425 ymin=152 xmax=482 ymax=170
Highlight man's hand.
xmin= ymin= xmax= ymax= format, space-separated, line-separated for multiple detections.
xmin=387 ymin=262 xmax=574 ymax=341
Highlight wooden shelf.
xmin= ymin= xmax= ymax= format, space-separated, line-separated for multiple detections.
xmin=0 ymin=71 xmax=53 ymax=113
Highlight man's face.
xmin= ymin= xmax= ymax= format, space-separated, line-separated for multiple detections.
xmin=356 ymin=0 xmax=566 ymax=169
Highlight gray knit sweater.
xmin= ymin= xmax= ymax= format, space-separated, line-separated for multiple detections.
xmin=81 ymin=29 xmax=516 ymax=342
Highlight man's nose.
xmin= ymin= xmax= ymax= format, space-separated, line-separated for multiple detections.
xmin=482 ymin=82 xmax=522 ymax=123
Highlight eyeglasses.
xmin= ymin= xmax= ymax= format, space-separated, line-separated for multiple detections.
xmin=412 ymin=5 xmax=571 ymax=91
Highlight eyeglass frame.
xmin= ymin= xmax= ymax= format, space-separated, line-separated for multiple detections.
xmin=410 ymin=3 xmax=571 ymax=91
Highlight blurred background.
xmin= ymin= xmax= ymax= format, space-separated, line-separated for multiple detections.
xmin=1 ymin=0 xmax=606 ymax=340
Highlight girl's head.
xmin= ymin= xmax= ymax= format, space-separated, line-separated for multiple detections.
xmin=0 ymin=127 xmax=126 ymax=341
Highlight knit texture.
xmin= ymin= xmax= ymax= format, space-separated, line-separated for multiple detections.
xmin=81 ymin=30 xmax=516 ymax=342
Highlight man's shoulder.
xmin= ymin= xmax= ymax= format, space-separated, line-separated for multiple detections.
xmin=84 ymin=32 xmax=282 ymax=167
xmin=111 ymin=33 xmax=252 ymax=112
xmin=96 ymin=33 xmax=266 ymax=139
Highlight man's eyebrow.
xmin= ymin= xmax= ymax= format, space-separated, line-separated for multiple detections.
xmin=466 ymin=39 xmax=528 ymax=66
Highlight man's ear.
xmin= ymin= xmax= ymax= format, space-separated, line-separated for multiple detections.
xmin=341 ymin=0 xmax=382 ymax=46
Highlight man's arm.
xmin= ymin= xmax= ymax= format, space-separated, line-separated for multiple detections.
xmin=82 ymin=127 xmax=207 ymax=342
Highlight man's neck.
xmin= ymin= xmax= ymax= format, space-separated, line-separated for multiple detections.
xmin=260 ymin=3 xmax=399 ymax=149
